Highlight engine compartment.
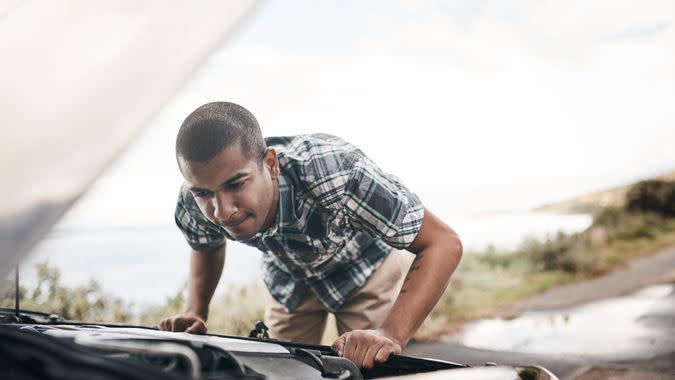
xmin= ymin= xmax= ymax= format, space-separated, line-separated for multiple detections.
xmin=0 ymin=312 xmax=556 ymax=380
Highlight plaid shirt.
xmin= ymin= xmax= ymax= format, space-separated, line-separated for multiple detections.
xmin=174 ymin=134 xmax=424 ymax=312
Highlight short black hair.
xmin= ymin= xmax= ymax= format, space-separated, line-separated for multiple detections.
xmin=176 ymin=102 xmax=266 ymax=163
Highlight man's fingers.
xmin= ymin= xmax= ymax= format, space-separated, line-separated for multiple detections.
xmin=173 ymin=317 xmax=186 ymax=331
xmin=331 ymin=334 xmax=347 ymax=356
xmin=159 ymin=316 xmax=205 ymax=332
xmin=374 ymin=345 xmax=395 ymax=364
xmin=351 ymin=342 xmax=368 ymax=368
xmin=185 ymin=319 xmax=206 ymax=334
xmin=176 ymin=317 xmax=195 ymax=332
xmin=362 ymin=343 xmax=384 ymax=369
xmin=343 ymin=333 xmax=357 ymax=362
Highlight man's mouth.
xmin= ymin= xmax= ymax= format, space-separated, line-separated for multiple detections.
xmin=223 ymin=216 xmax=248 ymax=227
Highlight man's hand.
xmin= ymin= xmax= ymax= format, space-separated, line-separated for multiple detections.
xmin=331 ymin=329 xmax=402 ymax=369
xmin=157 ymin=247 xmax=225 ymax=335
xmin=159 ymin=315 xmax=207 ymax=334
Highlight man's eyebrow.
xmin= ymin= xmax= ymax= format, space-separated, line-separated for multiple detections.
xmin=220 ymin=172 xmax=248 ymax=187
xmin=188 ymin=186 xmax=209 ymax=193
xmin=188 ymin=172 xmax=248 ymax=192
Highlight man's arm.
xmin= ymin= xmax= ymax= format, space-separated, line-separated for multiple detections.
xmin=331 ymin=208 xmax=462 ymax=368
xmin=159 ymin=243 xmax=225 ymax=333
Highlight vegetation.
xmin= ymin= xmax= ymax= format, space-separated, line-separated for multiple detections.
xmin=625 ymin=179 xmax=675 ymax=217
xmin=2 ymin=179 xmax=675 ymax=340
xmin=0 ymin=261 xmax=132 ymax=323
xmin=0 ymin=269 xmax=265 ymax=337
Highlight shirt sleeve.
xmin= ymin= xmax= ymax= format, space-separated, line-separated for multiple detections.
xmin=341 ymin=157 xmax=425 ymax=249
xmin=174 ymin=184 xmax=227 ymax=252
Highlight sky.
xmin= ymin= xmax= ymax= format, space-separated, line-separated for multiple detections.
xmin=58 ymin=0 xmax=675 ymax=230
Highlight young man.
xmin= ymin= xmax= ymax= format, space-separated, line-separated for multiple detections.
xmin=159 ymin=102 xmax=462 ymax=369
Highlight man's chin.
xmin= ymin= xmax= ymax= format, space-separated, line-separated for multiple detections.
xmin=225 ymin=225 xmax=258 ymax=241
xmin=231 ymin=231 xmax=256 ymax=241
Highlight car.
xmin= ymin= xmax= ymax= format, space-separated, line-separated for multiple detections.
xmin=0 ymin=308 xmax=557 ymax=379
xmin=0 ymin=2 xmax=559 ymax=379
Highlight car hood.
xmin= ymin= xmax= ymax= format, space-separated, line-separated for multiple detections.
xmin=0 ymin=319 xmax=558 ymax=380
xmin=0 ymin=0 xmax=257 ymax=279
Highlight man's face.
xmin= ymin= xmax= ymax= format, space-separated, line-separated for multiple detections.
xmin=178 ymin=143 xmax=279 ymax=241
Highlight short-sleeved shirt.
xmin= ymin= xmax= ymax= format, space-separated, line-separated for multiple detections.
xmin=174 ymin=134 xmax=424 ymax=312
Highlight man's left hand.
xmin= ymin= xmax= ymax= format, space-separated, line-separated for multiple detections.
xmin=331 ymin=329 xmax=402 ymax=368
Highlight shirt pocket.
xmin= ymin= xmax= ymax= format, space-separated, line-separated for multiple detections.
xmin=320 ymin=212 xmax=350 ymax=255
xmin=286 ymin=238 xmax=322 ymax=263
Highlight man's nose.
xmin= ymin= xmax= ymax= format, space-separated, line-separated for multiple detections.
xmin=213 ymin=192 xmax=237 ymax=221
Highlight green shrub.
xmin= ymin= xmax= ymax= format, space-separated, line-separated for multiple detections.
xmin=615 ymin=212 xmax=663 ymax=240
xmin=625 ymin=180 xmax=675 ymax=217
xmin=477 ymin=244 xmax=515 ymax=268
xmin=516 ymin=232 xmax=586 ymax=273
xmin=1 ymin=261 xmax=131 ymax=323
xmin=592 ymin=206 xmax=623 ymax=228
xmin=592 ymin=205 xmax=670 ymax=242
xmin=207 ymin=284 xmax=266 ymax=336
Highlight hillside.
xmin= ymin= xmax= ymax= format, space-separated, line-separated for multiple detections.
xmin=535 ymin=169 xmax=675 ymax=214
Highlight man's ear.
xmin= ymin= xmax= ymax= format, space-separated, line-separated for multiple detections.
xmin=263 ymin=147 xmax=279 ymax=178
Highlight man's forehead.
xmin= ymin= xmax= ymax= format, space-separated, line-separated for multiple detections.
xmin=179 ymin=145 xmax=255 ymax=189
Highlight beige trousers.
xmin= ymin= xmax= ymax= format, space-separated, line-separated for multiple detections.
xmin=264 ymin=250 xmax=407 ymax=344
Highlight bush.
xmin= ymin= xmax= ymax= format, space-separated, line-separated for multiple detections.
xmin=615 ymin=212 xmax=664 ymax=240
xmin=477 ymin=244 xmax=515 ymax=268
xmin=592 ymin=205 xmax=669 ymax=242
xmin=1 ymin=261 xmax=132 ymax=323
xmin=207 ymin=284 xmax=266 ymax=336
xmin=592 ymin=206 xmax=623 ymax=228
xmin=625 ymin=180 xmax=675 ymax=217
xmin=2 ymin=261 xmax=264 ymax=336
xmin=516 ymin=232 xmax=588 ymax=273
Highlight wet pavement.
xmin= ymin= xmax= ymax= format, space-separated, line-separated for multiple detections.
xmin=404 ymin=282 xmax=675 ymax=379
xmin=454 ymin=284 xmax=675 ymax=360
xmin=404 ymin=339 xmax=588 ymax=378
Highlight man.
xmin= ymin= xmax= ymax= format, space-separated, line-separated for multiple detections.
xmin=159 ymin=102 xmax=462 ymax=369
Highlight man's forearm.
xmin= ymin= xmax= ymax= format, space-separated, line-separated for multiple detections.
xmin=186 ymin=245 xmax=225 ymax=321
xmin=380 ymin=233 xmax=462 ymax=346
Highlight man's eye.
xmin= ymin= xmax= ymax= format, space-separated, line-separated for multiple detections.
xmin=228 ymin=181 xmax=245 ymax=190
xmin=192 ymin=191 xmax=210 ymax=198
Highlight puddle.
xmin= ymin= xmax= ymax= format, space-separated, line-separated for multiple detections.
xmin=454 ymin=284 xmax=675 ymax=359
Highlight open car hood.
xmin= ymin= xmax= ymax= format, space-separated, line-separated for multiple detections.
xmin=0 ymin=0 xmax=257 ymax=279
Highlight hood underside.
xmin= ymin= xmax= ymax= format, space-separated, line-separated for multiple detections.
xmin=0 ymin=0 xmax=257 ymax=279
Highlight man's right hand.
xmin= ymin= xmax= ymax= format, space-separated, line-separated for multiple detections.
xmin=159 ymin=246 xmax=225 ymax=335
xmin=159 ymin=315 xmax=207 ymax=334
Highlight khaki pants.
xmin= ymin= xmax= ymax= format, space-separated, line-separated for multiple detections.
xmin=264 ymin=250 xmax=408 ymax=344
